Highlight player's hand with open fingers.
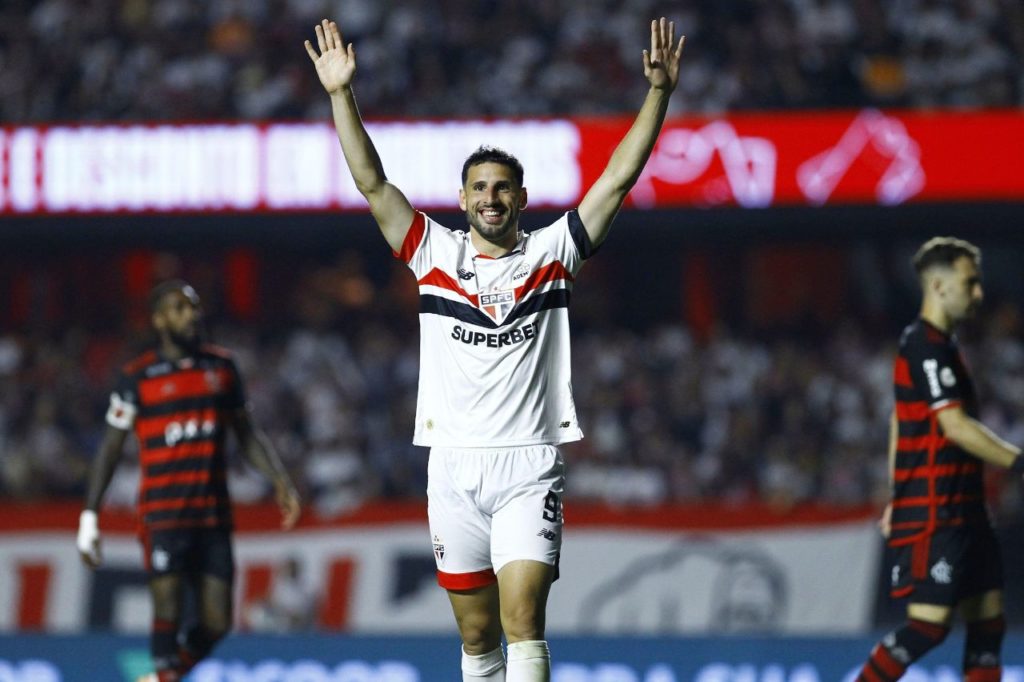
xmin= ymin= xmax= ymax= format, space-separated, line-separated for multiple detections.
xmin=643 ymin=17 xmax=685 ymax=92
xmin=77 ymin=510 xmax=103 ymax=568
xmin=305 ymin=19 xmax=356 ymax=95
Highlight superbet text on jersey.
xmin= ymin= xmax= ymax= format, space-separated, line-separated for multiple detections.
xmin=395 ymin=209 xmax=597 ymax=448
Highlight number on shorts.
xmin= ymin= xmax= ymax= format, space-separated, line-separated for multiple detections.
xmin=542 ymin=490 xmax=561 ymax=522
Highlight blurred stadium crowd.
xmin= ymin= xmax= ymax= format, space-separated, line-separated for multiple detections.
xmin=2 ymin=0 xmax=1023 ymax=516
xmin=1 ymin=0 xmax=1022 ymax=122
xmin=3 ymin=260 xmax=1024 ymax=517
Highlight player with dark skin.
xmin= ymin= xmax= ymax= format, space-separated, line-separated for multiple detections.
xmin=78 ymin=282 xmax=300 ymax=682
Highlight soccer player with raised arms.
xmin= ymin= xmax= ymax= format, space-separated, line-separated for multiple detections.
xmin=306 ymin=14 xmax=683 ymax=681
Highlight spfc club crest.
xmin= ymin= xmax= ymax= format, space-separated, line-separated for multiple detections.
xmin=432 ymin=535 xmax=445 ymax=564
xmin=480 ymin=289 xmax=515 ymax=324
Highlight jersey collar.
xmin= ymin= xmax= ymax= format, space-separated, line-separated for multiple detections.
xmin=470 ymin=230 xmax=526 ymax=260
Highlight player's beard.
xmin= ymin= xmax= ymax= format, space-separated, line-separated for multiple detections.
xmin=466 ymin=203 xmax=519 ymax=247
xmin=953 ymin=295 xmax=980 ymax=324
xmin=168 ymin=327 xmax=201 ymax=354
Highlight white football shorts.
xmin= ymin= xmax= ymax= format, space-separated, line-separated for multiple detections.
xmin=427 ymin=444 xmax=565 ymax=590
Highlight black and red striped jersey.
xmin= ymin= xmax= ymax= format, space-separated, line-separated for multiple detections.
xmin=889 ymin=318 xmax=986 ymax=546
xmin=105 ymin=345 xmax=245 ymax=531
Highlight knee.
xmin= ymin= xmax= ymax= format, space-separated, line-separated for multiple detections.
xmin=455 ymin=610 xmax=501 ymax=654
xmin=500 ymin=600 xmax=544 ymax=643
xmin=151 ymin=599 xmax=180 ymax=624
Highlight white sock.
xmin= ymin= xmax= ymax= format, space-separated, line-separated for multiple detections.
xmin=462 ymin=646 xmax=506 ymax=681
xmin=506 ymin=640 xmax=550 ymax=682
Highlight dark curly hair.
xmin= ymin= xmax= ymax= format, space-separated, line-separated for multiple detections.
xmin=461 ymin=145 xmax=524 ymax=187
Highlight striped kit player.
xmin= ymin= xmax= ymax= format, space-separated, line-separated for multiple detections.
xmin=856 ymin=238 xmax=1024 ymax=682
xmin=108 ymin=344 xmax=242 ymax=538
xmin=77 ymin=281 xmax=300 ymax=682
xmin=887 ymin=318 xmax=990 ymax=590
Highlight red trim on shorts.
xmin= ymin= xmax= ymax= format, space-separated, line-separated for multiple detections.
xmin=437 ymin=568 xmax=496 ymax=590
xmin=965 ymin=667 xmax=1003 ymax=682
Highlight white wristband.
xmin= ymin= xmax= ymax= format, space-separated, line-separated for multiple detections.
xmin=79 ymin=510 xmax=98 ymax=532
xmin=77 ymin=510 xmax=100 ymax=560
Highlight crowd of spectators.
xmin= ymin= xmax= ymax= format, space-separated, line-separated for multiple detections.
xmin=3 ymin=262 xmax=1024 ymax=518
xmin=1 ymin=0 xmax=1021 ymax=124
xmin=2 ymin=0 xmax=1023 ymax=516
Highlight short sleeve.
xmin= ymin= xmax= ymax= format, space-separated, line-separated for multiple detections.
xmin=393 ymin=211 xmax=429 ymax=267
xmin=528 ymin=210 xmax=598 ymax=277
xmin=905 ymin=335 xmax=964 ymax=410
xmin=105 ymin=372 xmax=138 ymax=430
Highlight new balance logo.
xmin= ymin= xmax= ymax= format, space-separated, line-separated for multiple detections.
xmin=559 ymin=421 xmax=571 ymax=428
xmin=537 ymin=529 xmax=557 ymax=541
xmin=457 ymin=268 xmax=475 ymax=280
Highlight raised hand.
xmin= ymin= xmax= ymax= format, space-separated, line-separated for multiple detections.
xmin=643 ymin=17 xmax=685 ymax=92
xmin=305 ymin=19 xmax=356 ymax=95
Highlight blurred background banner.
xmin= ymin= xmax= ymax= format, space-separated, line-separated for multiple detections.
xmin=2 ymin=109 xmax=1022 ymax=215
xmin=0 ymin=502 xmax=876 ymax=635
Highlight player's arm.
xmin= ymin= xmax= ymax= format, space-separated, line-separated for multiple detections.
xmin=577 ymin=18 xmax=684 ymax=249
xmin=887 ymin=409 xmax=898 ymax=485
xmin=936 ymin=406 xmax=1023 ymax=471
xmin=229 ymin=408 xmax=302 ymax=530
xmin=78 ymin=425 xmax=130 ymax=568
xmin=879 ymin=410 xmax=897 ymax=537
xmin=305 ymin=19 xmax=414 ymax=253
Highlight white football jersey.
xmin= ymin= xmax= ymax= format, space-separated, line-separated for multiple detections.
xmin=396 ymin=210 xmax=595 ymax=447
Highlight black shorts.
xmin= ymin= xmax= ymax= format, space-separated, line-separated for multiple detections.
xmin=140 ymin=526 xmax=234 ymax=582
xmin=889 ymin=524 xmax=1003 ymax=605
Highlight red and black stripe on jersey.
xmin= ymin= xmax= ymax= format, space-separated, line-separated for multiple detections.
xmin=889 ymin=318 xmax=985 ymax=546
xmin=112 ymin=345 xmax=245 ymax=531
